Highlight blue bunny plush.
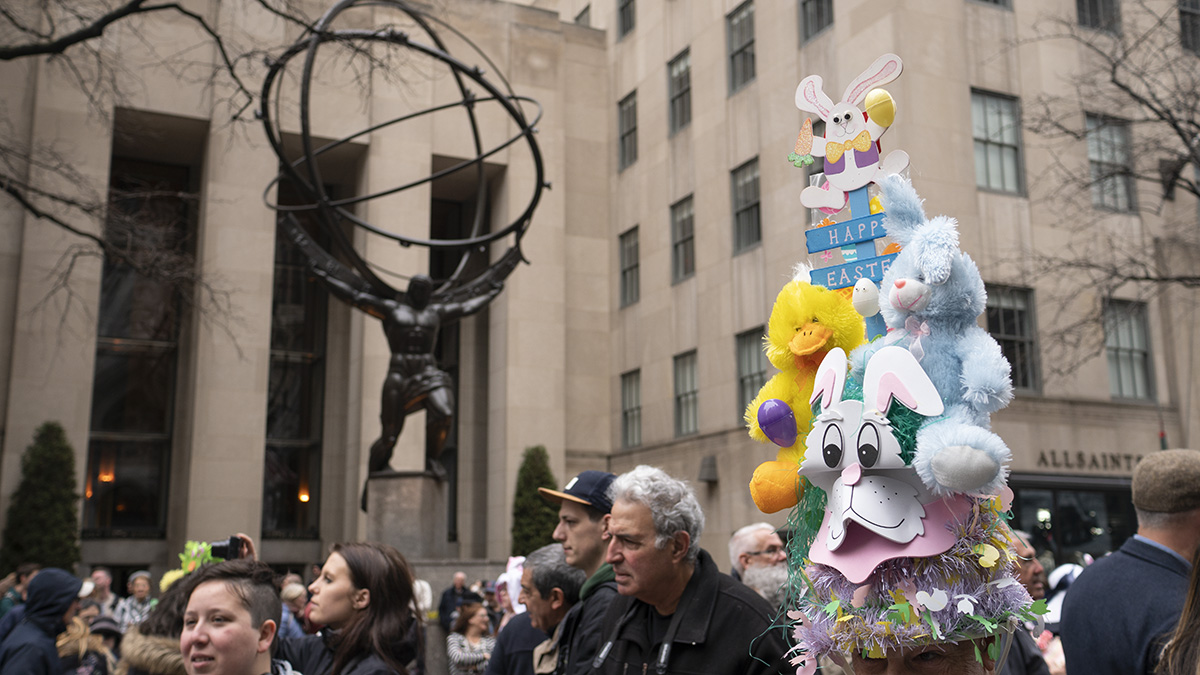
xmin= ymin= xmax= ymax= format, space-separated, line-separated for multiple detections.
xmin=850 ymin=174 xmax=1013 ymax=496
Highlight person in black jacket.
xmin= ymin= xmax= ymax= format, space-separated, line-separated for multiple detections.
xmin=593 ymin=466 xmax=789 ymax=675
xmin=538 ymin=470 xmax=619 ymax=675
xmin=1061 ymin=449 xmax=1200 ymax=675
xmin=0 ymin=567 xmax=84 ymax=674
xmin=275 ymin=542 xmax=423 ymax=675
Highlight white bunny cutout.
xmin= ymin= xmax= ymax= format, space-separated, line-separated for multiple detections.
xmin=794 ymin=53 xmax=910 ymax=211
xmin=799 ymin=346 xmax=972 ymax=583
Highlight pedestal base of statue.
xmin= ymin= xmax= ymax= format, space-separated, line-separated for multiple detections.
xmin=365 ymin=471 xmax=450 ymax=559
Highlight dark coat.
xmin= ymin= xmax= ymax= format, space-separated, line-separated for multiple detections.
xmin=485 ymin=612 xmax=546 ymax=675
xmin=591 ymin=549 xmax=789 ymax=675
xmin=556 ymin=564 xmax=617 ymax=675
xmin=276 ymin=623 xmax=423 ymax=675
xmin=1060 ymin=536 xmax=1189 ymax=675
xmin=0 ymin=568 xmax=82 ymax=675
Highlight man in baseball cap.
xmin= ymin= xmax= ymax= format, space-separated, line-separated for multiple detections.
xmin=538 ymin=470 xmax=618 ymax=675
xmin=1061 ymin=449 xmax=1200 ymax=675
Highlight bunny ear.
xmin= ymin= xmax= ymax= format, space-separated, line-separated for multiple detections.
xmin=792 ymin=262 xmax=813 ymax=283
xmin=796 ymin=76 xmax=835 ymax=118
xmin=810 ymin=347 xmax=849 ymax=410
xmin=862 ymin=346 xmax=944 ymax=417
xmin=842 ymin=53 xmax=904 ymax=106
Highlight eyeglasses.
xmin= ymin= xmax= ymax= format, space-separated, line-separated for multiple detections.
xmin=747 ymin=546 xmax=785 ymax=557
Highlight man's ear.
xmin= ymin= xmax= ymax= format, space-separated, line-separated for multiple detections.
xmin=548 ymin=587 xmax=566 ymax=611
xmin=979 ymin=637 xmax=997 ymax=671
xmin=352 ymin=587 xmax=370 ymax=610
xmin=737 ymin=552 xmax=752 ymax=572
xmin=257 ymin=620 xmax=278 ymax=654
xmin=670 ymin=531 xmax=691 ymax=564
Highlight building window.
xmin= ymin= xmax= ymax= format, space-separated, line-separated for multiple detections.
xmin=621 ymin=370 xmax=641 ymax=448
xmin=1078 ymin=0 xmax=1119 ymax=31
xmin=1011 ymin=478 xmax=1136 ymax=566
xmin=1183 ymin=0 xmax=1200 ymax=53
xmin=668 ymin=50 xmax=692 ymax=135
xmin=972 ymin=91 xmax=1023 ymax=194
xmin=262 ymin=182 xmax=328 ymax=540
xmin=727 ymin=2 xmax=756 ymax=93
xmin=84 ymin=158 xmax=193 ymax=538
xmin=674 ymin=351 xmax=699 ymax=436
xmin=575 ymin=4 xmax=591 ymax=26
xmin=800 ymin=0 xmax=833 ymax=41
xmin=1104 ymin=300 xmax=1154 ymax=400
xmin=618 ymin=0 xmax=635 ymax=38
xmin=732 ymin=158 xmax=761 ymax=253
xmin=975 ymin=0 xmax=1011 ymax=6
xmin=1086 ymin=114 xmax=1136 ymax=213
xmin=618 ymin=91 xmax=638 ymax=170
xmin=619 ymin=227 xmax=639 ymax=307
xmin=671 ymin=196 xmax=695 ymax=283
xmin=985 ymin=285 xmax=1040 ymax=392
xmin=736 ymin=327 xmax=769 ymax=415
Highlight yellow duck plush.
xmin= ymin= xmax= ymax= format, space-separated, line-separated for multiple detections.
xmin=745 ymin=265 xmax=866 ymax=513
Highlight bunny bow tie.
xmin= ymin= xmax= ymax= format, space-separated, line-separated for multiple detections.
xmin=824 ymin=130 xmax=873 ymax=163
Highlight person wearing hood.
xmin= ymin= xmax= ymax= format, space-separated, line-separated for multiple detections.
xmin=0 ymin=567 xmax=84 ymax=674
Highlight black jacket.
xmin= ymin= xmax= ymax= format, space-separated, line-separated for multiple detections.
xmin=1060 ymin=536 xmax=1189 ymax=675
xmin=998 ymin=628 xmax=1050 ymax=675
xmin=557 ymin=564 xmax=617 ymax=675
xmin=591 ymin=549 xmax=788 ymax=675
xmin=486 ymin=612 xmax=546 ymax=675
xmin=276 ymin=621 xmax=423 ymax=675
xmin=0 ymin=568 xmax=82 ymax=675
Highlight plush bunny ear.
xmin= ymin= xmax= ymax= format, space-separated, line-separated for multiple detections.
xmin=792 ymin=262 xmax=813 ymax=283
xmin=796 ymin=75 xmax=835 ymax=119
xmin=810 ymin=347 xmax=849 ymax=410
xmin=862 ymin=346 xmax=944 ymax=417
xmin=879 ymin=174 xmax=926 ymax=247
xmin=842 ymin=53 xmax=904 ymax=106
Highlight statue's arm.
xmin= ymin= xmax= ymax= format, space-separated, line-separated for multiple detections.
xmin=441 ymin=280 xmax=503 ymax=320
xmin=310 ymin=263 xmax=389 ymax=318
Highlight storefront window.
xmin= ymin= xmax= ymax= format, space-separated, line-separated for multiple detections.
xmin=1010 ymin=475 xmax=1136 ymax=568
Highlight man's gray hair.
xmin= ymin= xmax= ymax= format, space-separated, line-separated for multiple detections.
xmin=609 ymin=465 xmax=705 ymax=563
xmin=1135 ymin=507 xmax=1189 ymax=530
xmin=729 ymin=522 xmax=776 ymax=574
xmin=524 ymin=543 xmax=586 ymax=606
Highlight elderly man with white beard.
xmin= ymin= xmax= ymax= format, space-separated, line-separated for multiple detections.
xmin=728 ymin=522 xmax=789 ymax=609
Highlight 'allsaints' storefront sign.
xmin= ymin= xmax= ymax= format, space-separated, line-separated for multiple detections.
xmin=1036 ymin=449 xmax=1144 ymax=473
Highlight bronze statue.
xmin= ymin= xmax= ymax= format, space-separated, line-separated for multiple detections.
xmin=310 ymin=267 xmax=501 ymax=481
xmin=259 ymin=0 xmax=545 ymax=513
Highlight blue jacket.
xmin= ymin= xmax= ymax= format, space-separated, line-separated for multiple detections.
xmin=0 ymin=568 xmax=83 ymax=675
xmin=1060 ymin=536 xmax=1189 ymax=675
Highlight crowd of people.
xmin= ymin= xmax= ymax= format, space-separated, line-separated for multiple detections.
xmin=2 ymin=452 xmax=1200 ymax=674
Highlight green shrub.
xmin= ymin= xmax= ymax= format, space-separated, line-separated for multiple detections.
xmin=0 ymin=422 xmax=81 ymax=574
xmin=511 ymin=445 xmax=559 ymax=557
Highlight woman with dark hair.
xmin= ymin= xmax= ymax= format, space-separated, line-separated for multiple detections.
xmin=275 ymin=542 xmax=423 ymax=675
xmin=446 ymin=602 xmax=493 ymax=675
xmin=1157 ymin=548 xmax=1200 ymax=675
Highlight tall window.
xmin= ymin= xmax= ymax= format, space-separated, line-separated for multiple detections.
xmin=985 ymin=286 xmax=1040 ymax=392
xmin=619 ymin=227 xmax=639 ymax=307
xmin=671 ymin=196 xmax=695 ymax=283
xmin=84 ymin=158 xmax=193 ymax=537
xmin=976 ymin=0 xmax=1011 ymax=6
xmin=800 ymin=0 xmax=834 ymax=41
xmin=618 ymin=0 xmax=635 ymax=37
xmin=575 ymin=4 xmax=591 ymax=26
xmin=1078 ymin=0 xmax=1120 ymax=31
xmin=621 ymin=370 xmax=641 ymax=448
xmin=674 ymin=351 xmax=699 ymax=436
xmin=1105 ymin=300 xmax=1154 ymax=400
xmin=972 ymin=91 xmax=1023 ymax=194
xmin=1183 ymin=0 xmax=1200 ymax=53
xmin=732 ymin=158 xmax=761 ymax=252
xmin=1086 ymin=114 xmax=1136 ymax=213
xmin=619 ymin=91 xmax=638 ymax=171
xmin=668 ymin=50 xmax=692 ymax=134
xmin=727 ymin=2 xmax=756 ymax=93
xmin=736 ymin=328 xmax=769 ymax=415
xmin=262 ymin=182 xmax=328 ymax=539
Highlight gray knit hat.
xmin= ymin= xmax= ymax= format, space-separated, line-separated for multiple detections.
xmin=1132 ymin=449 xmax=1200 ymax=513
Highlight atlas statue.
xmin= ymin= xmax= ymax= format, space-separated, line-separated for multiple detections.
xmin=259 ymin=0 xmax=545 ymax=511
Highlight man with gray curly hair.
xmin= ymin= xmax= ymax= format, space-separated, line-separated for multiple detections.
xmin=594 ymin=465 xmax=788 ymax=674
xmin=519 ymin=544 xmax=585 ymax=674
